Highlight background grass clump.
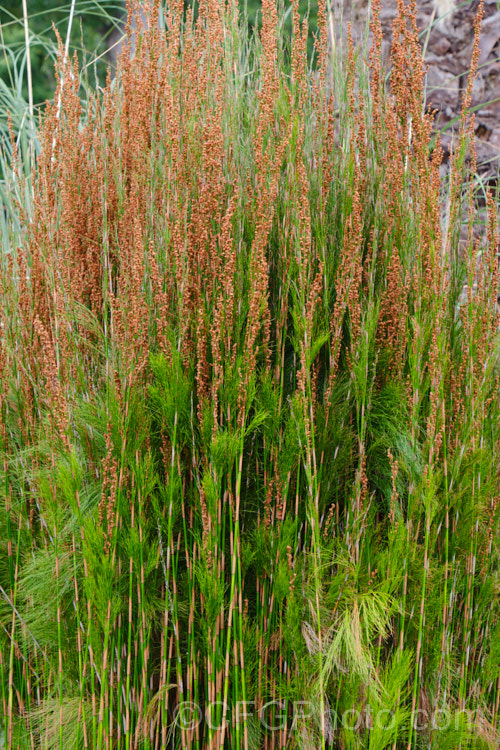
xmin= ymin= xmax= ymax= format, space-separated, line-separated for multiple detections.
xmin=0 ymin=0 xmax=125 ymax=104
xmin=0 ymin=0 xmax=500 ymax=748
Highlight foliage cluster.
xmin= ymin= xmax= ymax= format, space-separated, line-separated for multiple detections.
xmin=0 ymin=0 xmax=123 ymax=104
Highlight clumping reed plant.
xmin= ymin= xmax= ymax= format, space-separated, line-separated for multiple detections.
xmin=0 ymin=0 xmax=499 ymax=747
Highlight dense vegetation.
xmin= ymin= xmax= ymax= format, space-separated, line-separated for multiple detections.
xmin=0 ymin=0 xmax=317 ymax=106
xmin=0 ymin=0 xmax=499 ymax=748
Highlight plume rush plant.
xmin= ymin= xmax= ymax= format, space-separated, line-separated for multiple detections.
xmin=0 ymin=0 xmax=500 ymax=748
